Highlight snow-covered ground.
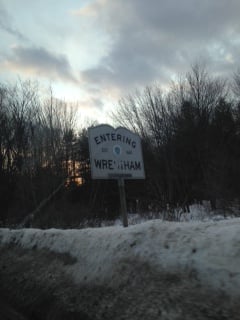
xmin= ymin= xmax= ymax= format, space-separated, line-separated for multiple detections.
xmin=1 ymin=216 xmax=240 ymax=297
xmin=96 ymin=202 xmax=238 ymax=228
xmin=1 ymin=209 xmax=240 ymax=319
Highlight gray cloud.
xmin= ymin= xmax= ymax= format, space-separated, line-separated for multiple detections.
xmin=80 ymin=0 xmax=240 ymax=94
xmin=0 ymin=5 xmax=27 ymax=41
xmin=7 ymin=45 xmax=77 ymax=83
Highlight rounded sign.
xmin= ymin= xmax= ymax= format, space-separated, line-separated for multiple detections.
xmin=88 ymin=124 xmax=145 ymax=179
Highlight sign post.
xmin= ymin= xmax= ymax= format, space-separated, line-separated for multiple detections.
xmin=118 ymin=177 xmax=128 ymax=227
xmin=88 ymin=124 xmax=145 ymax=227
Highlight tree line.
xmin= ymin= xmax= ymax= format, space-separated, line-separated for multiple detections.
xmin=0 ymin=80 xmax=78 ymax=225
xmin=0 ymin=80 xmax=119 ymax=227
xmin=1 ymin=63 xmax=240 ymax=227
xmin=112 ymin=63 xmax=240 ymax=216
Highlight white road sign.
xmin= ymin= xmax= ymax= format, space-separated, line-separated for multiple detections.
xmin=88 ymin=125 xmax=145 ymax=179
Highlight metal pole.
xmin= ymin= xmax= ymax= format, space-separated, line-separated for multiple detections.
xmin=118 ymin=178 xmax=128 ymax=227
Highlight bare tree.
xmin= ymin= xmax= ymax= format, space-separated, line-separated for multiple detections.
xmin=186 ymin=63 xmax=227 ymax=120
xmin=232 ymin=68 xmax=240 ymax=97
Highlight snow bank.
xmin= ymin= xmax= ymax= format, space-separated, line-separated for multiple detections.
xmin=1 ymin=218 xmax=240 ymax=296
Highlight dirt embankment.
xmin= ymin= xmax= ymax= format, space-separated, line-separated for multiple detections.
xmin=0 ymin=243 xmax=240 ymax=320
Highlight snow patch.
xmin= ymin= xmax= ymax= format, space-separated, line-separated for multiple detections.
xmin=1 ymin=218 xmax=240 ymax=296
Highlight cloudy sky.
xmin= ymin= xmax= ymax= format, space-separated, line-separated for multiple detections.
xmin=0 ymin=0 xmax=240 ymax=124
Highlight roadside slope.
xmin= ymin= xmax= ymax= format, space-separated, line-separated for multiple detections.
xmin=0 ymin=219 xmax=240 ymax=319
